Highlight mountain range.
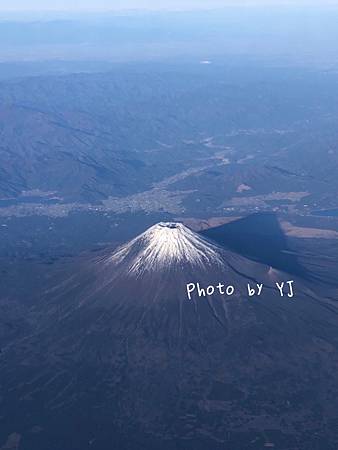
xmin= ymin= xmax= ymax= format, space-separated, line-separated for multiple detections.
xmin=2 ymin=65 xmax=338 ymax=218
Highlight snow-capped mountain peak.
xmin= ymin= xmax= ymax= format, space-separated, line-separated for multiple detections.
xmin=107 ymin=222 xmax=224 ymax=275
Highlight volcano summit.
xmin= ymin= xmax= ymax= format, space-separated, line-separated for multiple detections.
xmin=108 ymin=222 xmax=225 ymax=274
xmin=2 ymin=223 xmax=338 ymax=450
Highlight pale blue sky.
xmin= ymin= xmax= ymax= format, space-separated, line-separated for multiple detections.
xmin=2 ymin=0 xmax=338 ymax=11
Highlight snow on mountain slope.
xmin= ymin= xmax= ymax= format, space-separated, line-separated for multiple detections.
xmin=107 ymin=222 xmax=225 ymax=275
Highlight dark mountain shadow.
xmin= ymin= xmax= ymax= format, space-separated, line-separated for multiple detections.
xmin=202 ymin=212 xmax=307 ymax=278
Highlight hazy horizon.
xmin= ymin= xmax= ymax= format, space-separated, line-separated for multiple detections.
xmin=2 ymin=0 xmax=338 ymax=12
